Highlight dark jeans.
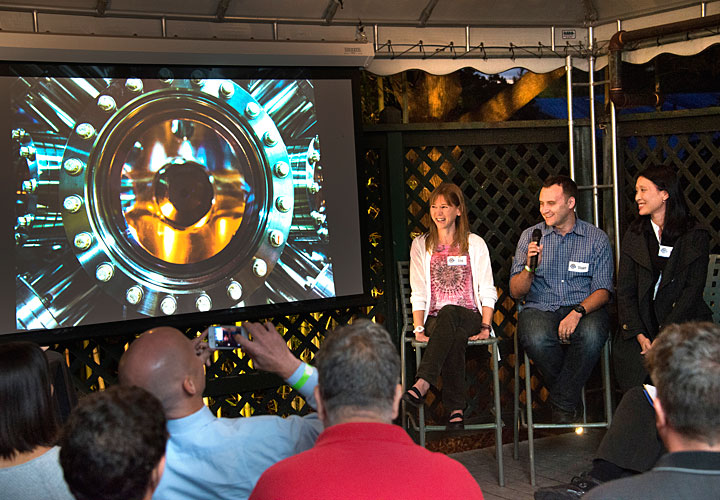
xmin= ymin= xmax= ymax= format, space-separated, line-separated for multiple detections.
xmin=518 ymin=305 xmax=609 ymax=412
xmin=416 ymin=305 xmax=484 ymax=411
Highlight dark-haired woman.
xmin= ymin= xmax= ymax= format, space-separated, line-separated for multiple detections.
xmin=402 ymin=183 xmax=497 ymax=430
xmin=0 ymin=342 xmax=74 ymax=500
xmin=614 ymin=165 xmax=713 ymax=391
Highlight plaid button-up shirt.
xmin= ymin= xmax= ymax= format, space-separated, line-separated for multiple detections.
xmin=511 ymin=218 xmax=614 ymax=311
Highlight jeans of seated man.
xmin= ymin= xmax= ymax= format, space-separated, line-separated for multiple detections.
xmin=518 ymin=306 xmax=609 ymax=412
xmin=416 ymin=305 xmax=484 ymax=411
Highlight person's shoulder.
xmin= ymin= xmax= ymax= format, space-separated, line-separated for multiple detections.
xmin=253 ymin=446 xmax=315 ymax=485
xmin=414 ymin=233 xmax=428 ymax=242
xmin=517 ymin=222 xmax=542 ymax=241
xmin=467 ymin=233 xmax=486 ymax=245
xmin=250 ymin=453 xmax=311 ymax=500
xmin=584 ymin=474 xmax=650 ymax=500
xmin=526 ymin=222 xmax=544 ymax=233
xmin=209 ymin=412 xmax=288 ymax=439
xmin=621 ymin=223 xmax=644 ymax=242
xmin=684 ymin=222 xmax=710 ymax=240
xmin=579 ymin=220 xmax=611 ymax=243
xmin=261 ymin=447 xmax=311 ymax=475
xmin=411 ymin=233 xmax=428 ymax=248
xmin=577 ymin=218 xmax=606 ymax=234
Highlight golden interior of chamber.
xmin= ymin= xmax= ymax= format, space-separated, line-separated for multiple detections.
xmin=117 ymin=118 xmax=250 ymax=264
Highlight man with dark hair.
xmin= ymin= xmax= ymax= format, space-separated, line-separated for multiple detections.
xmin=584 ymin=321 xmax=720 ymax=499
xmin=59 ymin=385 xmax=168 ymax=500
xmin=249 ymin=319 xmax=484 ymax=500
xmin=510 ymin=175 xmax=613 ymax=423
xmin=118 ymin=324 xmax=322 ymax=500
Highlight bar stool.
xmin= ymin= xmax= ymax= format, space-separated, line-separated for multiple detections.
xmin=512 ymin=323 xmax=613 ymax=485
xmin=397 ymin=261 xmax=504 ymax=486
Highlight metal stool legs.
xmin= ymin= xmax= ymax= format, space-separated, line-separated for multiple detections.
xmin=397 ymin=261 xmax=504 ymax=486
xmin=404 ymin=337 xmax=505 ymax=486
xmin=514 ymin=337 xmax=613 ymax=485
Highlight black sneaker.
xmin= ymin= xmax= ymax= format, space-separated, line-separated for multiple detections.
xmin=533 ymin=472 xmax=603 ymax=499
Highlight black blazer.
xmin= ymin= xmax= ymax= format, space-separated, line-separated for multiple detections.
xmin=613 ymin=222 xmax=712 ymax=391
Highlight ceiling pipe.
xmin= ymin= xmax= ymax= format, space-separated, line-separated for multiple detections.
xmin=609 ymin=13 xmax=720 ymax=108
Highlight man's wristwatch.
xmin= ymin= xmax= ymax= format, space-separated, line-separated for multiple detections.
xmin=573 ymin=304 xmax=586 ymax=317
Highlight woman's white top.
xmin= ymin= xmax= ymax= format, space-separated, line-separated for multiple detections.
xmin=409 ymin=232 xmax=497 ymax=325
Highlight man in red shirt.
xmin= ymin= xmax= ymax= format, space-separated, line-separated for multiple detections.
xmin=249 ymin=319 xmax=484 ymax=500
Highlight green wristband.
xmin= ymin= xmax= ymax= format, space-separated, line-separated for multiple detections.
xmin=291 ymin=363 xmax=313 ymax=391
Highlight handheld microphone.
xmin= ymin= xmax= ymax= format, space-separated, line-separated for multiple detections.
xmin=529 ymin=228 xmax=542 ymax=270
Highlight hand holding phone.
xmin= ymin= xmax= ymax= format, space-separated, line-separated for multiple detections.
xmin=208 ymin=325 xmax=248 ymax=350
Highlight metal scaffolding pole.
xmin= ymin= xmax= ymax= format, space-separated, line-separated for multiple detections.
xmin=610 ymin=102 xmax=621 ymax=274
xmin=566 ymin=55 xmax=575 ymax=179
xmin=589 ymin=27 xmax=599 ymax=227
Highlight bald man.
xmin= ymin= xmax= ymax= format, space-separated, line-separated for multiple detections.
xmin=118 ymin=324 xmax=322 ymax=500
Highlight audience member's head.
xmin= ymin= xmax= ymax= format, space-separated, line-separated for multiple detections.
xmin=314 ymin=319 xmax=401 ymax=426
xmin=646 ymin=321 xmax=720 ymax=447
xmin=0 ymin=341 xmax=58 ymax=460
xmin=59 ymin=385 xmax=168 ymax=500
xmin=118 ymin=326 xmax=205 ymax=418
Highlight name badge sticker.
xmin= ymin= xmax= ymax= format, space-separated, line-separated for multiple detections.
xmin=447 ymin=255 xmax=467 ymax=266
xmin=658 ymin=245 xmax=673 ymax=258
xmin=568 ymin=261 xmax=589 ymax=272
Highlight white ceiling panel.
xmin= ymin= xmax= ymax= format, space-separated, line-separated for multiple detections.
xmin=0 ymin=0 xmax=709 ymax=26
xmin=0 ymin=0 xmax=718 ymax=75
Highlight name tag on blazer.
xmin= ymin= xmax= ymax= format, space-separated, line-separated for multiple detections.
xmin=568 ymin=261 xmax=589 ymax=272
xmin=658 ymin=245 xmax=673 ymax=258
xmin=447 ymin=256 xmax=467 ymax=266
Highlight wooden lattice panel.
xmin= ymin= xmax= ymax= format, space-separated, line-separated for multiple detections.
xmin=362 ymin=147 xmax=391 ymax=323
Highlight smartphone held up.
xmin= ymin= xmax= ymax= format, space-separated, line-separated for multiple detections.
xmin=208 ymin=325 xmax=248 ymax=350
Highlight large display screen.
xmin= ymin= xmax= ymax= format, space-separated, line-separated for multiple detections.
xmin=1 ymin=64 xmax=367 ymax=339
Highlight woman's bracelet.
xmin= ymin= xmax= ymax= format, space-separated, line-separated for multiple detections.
xmin=413 ymin=325 xmax=425 ymax=334
xmin=480 ymin=323 xmax=492 ymax=332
